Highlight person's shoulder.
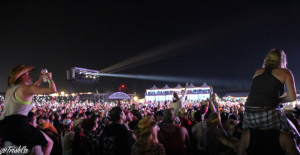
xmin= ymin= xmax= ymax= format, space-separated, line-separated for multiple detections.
xmin=103 ymin=123 xmax=113 ymax=131
xmin=153 ymin=142 xmax=163 ymax=147
xmin=255 ymin=68 xmax=265 ymax=74
xmin=108 ymin=123 xmax=129 ymax=131
xmin=6 ymin=87 xmax=13 ymax=95
xmin=191 ymin=125 xmax=196 ymax=132
xmin=273 ymin=68 xmax=292 ymax=74
xmin=253 ymin=68 xmax=265 ymax=78
xmin=210 ymin=127 xmax=226 ymax=135
xmin=179 ymin=126 xmax=188 ymax=132
xmin=272 ymin=68 xmax=294 ymax=79
xmin=70 ymin=131 xmax=75 ymax=136
xmin=201 ymin=121 xmax=207 ymax=126
xmin=152 ymin=142 xmax=164 ymax=150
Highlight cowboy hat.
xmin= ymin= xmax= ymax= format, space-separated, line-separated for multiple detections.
xmin=179 ymin=108 xmax=188 ymax=117
xmin=8 ymin=64 xmax=35 ymax=86
xmin=284 ymin=105 xmax=296 ymax=111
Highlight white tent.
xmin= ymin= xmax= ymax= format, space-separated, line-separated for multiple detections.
xmin=173 ymin=84 xmax=183 ymax=89
xmin=148 ymin=85 xmax=158 ymax=90
xmin=200 ymin=83 xmax=210 ymax=88
xmin=188 ymin=83 xmax=196 ymax=88
xmin=161 ymin=84 xmax=170 ymax=89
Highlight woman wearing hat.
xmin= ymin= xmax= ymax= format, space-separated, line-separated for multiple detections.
xmin=132 ymin=116 xmax=165 ymax=155
xmin=0 ymin=64 xmax=57 ymax=155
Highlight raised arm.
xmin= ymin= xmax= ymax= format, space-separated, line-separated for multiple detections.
xmin=33 ymin=72 xmax=43 ymax=86
xmin=180 ymin=83 xmax=188 ymax=102
xmin=208 ymin=99 xmax=217 ymax=113
xmin=281 ymin=69 xmax=297 ymax=102
xmin=23 ymin=72 xmax=57 ymax=95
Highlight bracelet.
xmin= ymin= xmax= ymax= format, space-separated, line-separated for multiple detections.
xmin=48 ymin=79 xmax=54 ymax=83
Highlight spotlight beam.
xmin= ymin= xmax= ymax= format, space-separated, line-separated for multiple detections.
xmin=98 ymin=18 xmax=248 ymax=74
xmin=99 ymin=38 xmax=198 ymax=73
xmin=86 ymin=72 xmax=249 ymax=87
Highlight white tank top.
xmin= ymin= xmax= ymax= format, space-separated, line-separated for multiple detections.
xmin=0 ymin=84 xmax=33 ymax=120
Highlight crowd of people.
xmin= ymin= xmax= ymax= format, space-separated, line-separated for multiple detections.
xmin=0 ymin=49 xmax=300 ymax=155
xmin=1 ymin=93 xmax=300 ymax=155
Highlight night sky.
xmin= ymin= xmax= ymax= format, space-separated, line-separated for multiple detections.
xmin=0 ymin=1 xmax=299 ymax=97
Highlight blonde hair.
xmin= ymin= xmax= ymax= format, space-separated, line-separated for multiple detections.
xmin=133 ymin=116 xmax=158 ymax=155
xmin=263 ymin=49 xmax=287 ymax=68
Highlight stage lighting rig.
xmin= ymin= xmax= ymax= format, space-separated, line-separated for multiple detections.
xmin=66 ymin=67 xmax=103 ymax=95
xmin=66 ymin=67 xmax=100 ymax=83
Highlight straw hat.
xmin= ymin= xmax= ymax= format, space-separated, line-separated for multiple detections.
xmin=8 ymin=64 xmax=35 ymax=86
xmin=284 ymin=105 xmax=296 ymax=111
xmin=135 ymin=116 xmax=157 ymax=136
xmin=179 ymin=108 xmax=188 ymax=117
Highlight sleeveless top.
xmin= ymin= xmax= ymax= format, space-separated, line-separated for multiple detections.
xmin=245 ymin=67 xmax=284 ymax=107
xmin=246 ymin=129 xmax=285 ymax=155
xmin=0 ymin=84 xmax=33 ymax=120
xmin=172 ymin=99 xmax=183 ymax=116
xmin=61 ymin=131 xmax=75 ymax=155
xmin=161 ymin=126 xmax=185 ymax=155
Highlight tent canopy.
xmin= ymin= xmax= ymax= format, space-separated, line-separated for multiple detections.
xmin=200 ymin=83 xmax=210 ymax=88
xmin=108 ymin=92 xmax=131 ymax=99
xmin=161 ymin=84 xmax=170 ymax=89
xmin=148 ymin=85 xmax=158 ymax=90
xmin=173 ymin=84 xmax=183 ymax=89
xmin=188 ymin=83 xmax=196 ymax=88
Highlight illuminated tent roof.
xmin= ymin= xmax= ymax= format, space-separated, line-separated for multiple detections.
xmin=108 ymin=92 xmax=131 ymax=99
xmin=223 ymin=93 xmax=249 ymax=98
xmin=174 ymin=84 xmax=183 ymax=89
xmin=148 ymin=85 xmax=158 ymax=90
xmin=161 ymin=84 xmax=170 ymax=89
xmin=199 ymin=82 xmax=210 ymax=89
xmin=188 ymin=83 xmax=196 ymax=88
